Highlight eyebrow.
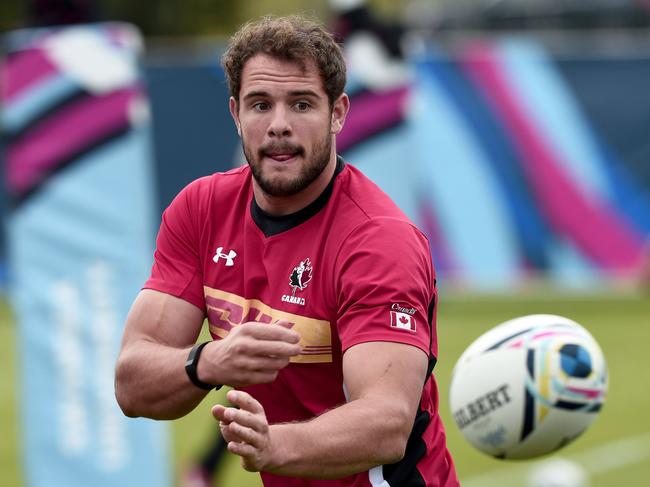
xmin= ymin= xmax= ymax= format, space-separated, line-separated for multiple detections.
xmin=242 ymin=89 xmax=321 ymax=100
xmin=287 ymin=90 xmax=320 ymax=98
xmin=242 ymin=90 xmax=270 ymax=100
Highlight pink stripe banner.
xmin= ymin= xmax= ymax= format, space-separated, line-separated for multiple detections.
xmin=337 ymin=85 xmax=409 ymax=152
xmin=2 ymin=49 xmax=58 ymax=101
xmin=462 ymin=43 xmax=645 ymax=275
xmin=7 ymin=87 xmax=138 ymax=195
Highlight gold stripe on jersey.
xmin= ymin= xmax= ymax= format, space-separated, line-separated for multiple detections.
xmin=204 ymin=286 xmax=332 ymax=363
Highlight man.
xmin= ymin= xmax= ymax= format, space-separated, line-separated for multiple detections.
xmin=115 ymin=15 xmax=459 ymax=486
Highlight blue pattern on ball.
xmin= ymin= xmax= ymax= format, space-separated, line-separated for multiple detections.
xmin=559 ymin=344 xmax=592 ymax=378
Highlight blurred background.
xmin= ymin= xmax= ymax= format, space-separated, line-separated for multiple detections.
xmin=1 ymin=1 xmax=649 ymax=486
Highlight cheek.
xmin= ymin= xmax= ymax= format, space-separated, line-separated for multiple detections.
xmin=310 ymin=118 xmax=334 ymax=139
xmin=240 ymin=122 xmax=263 ymax=141
xmin=239 ymin=112 xmax=265 ymax=130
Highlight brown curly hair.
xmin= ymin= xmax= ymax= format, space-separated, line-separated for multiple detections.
xmin=221 ymin=15 xmax=346 ymax=107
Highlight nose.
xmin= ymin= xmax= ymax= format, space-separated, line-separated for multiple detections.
xmin=267 ymin=106 xmax=292 ymax=137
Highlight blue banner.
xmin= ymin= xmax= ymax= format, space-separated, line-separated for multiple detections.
xmin=2 ymin=23 xmax=170 ymax=487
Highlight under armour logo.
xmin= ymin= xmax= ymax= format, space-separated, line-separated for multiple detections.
xmin=213 ymin=247 xmax=237 ymax=266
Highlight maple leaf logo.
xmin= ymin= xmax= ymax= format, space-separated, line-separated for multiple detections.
xmin=399 ymin=315 xmax=409 ymax=325
xmin=289 ymin=258 xmax=313 ymax=296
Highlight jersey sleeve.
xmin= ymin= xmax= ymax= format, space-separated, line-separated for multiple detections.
xmin=335 ymin=218 xmax=437 ymax=358
xmin=143 ymin=179 xmax=206 ymax=311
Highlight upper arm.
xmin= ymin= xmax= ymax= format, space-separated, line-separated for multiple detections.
xmin=144 ymin=180 xmax=207 ymax=310
xmin=120 ymin=289 xmax=205 ymax=350
xmin=336 ymin=218 xmax=437 ymax=362
xmin=342 ymin=341 xmax=428 ymax=413
xmin=336 ymin=219 xmax=435 ymax=428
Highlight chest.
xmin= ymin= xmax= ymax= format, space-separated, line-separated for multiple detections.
xmin=200 ymin=211 xmax=339 ymax=363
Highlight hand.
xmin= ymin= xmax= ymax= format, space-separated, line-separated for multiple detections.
xmin=212 ymin=390 xmax=275 ymax=472
xmin=198 ymin=320 xmax=301 ymax=387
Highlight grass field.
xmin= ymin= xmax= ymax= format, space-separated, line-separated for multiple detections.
xmin=1 ymin=291 xmax=649 ymax=486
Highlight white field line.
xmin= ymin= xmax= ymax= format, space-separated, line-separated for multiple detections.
xmin=461 ymin=431 xmax=650 ymax=487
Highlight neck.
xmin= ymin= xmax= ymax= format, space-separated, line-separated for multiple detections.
xmin=252 ymin=153 xmax=338 ymax=216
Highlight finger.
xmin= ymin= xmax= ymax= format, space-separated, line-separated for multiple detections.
xmin=260 ymin=356 xmax=291 ymax=369
xmin=211 ymin=404 xmax=228 ymax=422
xmin=249 ymin=341 xmax=302 ymax=358
xmin=246 ymin=356 xmax=291 ymax=371
xmin=228 ymin=440 xmax=258 ymax=462
xmin=232 ymin=344 xmax=299 ymax=363
xmin=227 ymin=370 xmax=278 ymax=386
xmin=227 ymin=390 xmax=265 ymax=415
xmin=224 ymin=407 xmax=267 ymax=433
xmin=243 ymin=370 xmax=279 ymax=385
xmin=274 ymin=319 xmax=295 ymax=330
xmin=239 ymin=322 xmax=301 ymax=343
xmin=228 ymin=421 xmax=264 ymax=448
xmin=221 ymin=406 xmax=241 ymax=423
xmin=219 ymin=422 xmax=240 ymax=444
xmin=219 ymin=408 xmax=258 ymax=444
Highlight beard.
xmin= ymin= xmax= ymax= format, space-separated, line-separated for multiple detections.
xmin=243 ymin=129 xmax=332 ymax=198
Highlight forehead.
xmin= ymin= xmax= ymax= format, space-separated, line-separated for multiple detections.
xmin=239 ymin=54 xmax=326 ymax=98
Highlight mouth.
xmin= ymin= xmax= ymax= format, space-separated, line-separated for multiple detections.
xmin=260 ymin=145 xmax=303 ymax=163
xmin=265 ymin=152 xmax=299 ymax=162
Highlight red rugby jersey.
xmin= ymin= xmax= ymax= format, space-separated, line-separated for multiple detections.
xmin=144 ymin=158 xmax=459 ymax=487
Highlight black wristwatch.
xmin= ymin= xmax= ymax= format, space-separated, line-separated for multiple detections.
xmin=185 ymin=342 xmax=222 ymax=391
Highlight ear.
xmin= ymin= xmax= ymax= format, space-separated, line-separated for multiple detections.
xmin=229 ymin=97 xmax=241 ymax=136
xmin=330 ymin=93 xmax=350 ymax=135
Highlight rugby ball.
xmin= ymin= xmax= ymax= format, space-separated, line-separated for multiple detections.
xmin=449 ymin=314 xmax=607 ymax=459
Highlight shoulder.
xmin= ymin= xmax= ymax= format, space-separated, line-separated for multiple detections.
xmin=340 ymin=217 xmax=432 ymax=265
xmin=334 ymin=163 xmax=429 ymax=249
xmin=327 ymin=166 xmax=433 ymax=284
xmin=159 ymin=166 xmax=250 ymax=239
xmin=337 ymin=163 xmax=412 ymax=224
xmin=169 ymin=165 xmax=250 ymax=213
xmin=180 ymin=165 xmax=249 ymax=199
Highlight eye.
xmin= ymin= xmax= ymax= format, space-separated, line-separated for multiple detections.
xmin=294 ymin=101 xmax=310 ymax=112
xmin=253 ymin=102 xmax=270 ymax=111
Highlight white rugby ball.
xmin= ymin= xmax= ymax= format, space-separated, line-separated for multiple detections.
xmin=449 ymin=314 xmax=607 ymax=459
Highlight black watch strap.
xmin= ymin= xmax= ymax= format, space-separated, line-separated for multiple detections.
xmin=185 ymin=342 xmax=222 ymax=391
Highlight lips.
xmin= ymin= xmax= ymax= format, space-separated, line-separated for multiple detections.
xmin=266 ymin=152 xmax=298 ymax=162
xmin=261 ymin=145 xmax=303 ymax=162
xmin=259 ymin=140 xmax=304 ymax=163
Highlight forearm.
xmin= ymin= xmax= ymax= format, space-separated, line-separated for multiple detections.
xmin=266 ymin=398 xmax=411 ymax=479
xmin=115 ymin=339 xmax=208 ymax=420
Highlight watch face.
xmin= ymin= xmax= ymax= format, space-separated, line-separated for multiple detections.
xmin=186 ymin=346 xmax=198 ymax=367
